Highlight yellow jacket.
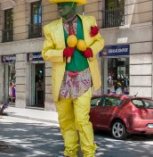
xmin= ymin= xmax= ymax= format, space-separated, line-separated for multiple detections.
xmin=42 ymin=14 xmax=104 ymax=102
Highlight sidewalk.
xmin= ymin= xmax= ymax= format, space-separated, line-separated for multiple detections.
xmin=4 ymin=106 xmax=59 ymax=124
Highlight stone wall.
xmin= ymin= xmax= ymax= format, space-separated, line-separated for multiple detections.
xmin=15 ymin=53 xmax=26 ymax=107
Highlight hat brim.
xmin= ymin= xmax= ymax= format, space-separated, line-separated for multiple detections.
xmin=50 ymin=0 xmax=87 ymax=5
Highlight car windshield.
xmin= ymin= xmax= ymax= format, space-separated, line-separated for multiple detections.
xmin=132 ymin=99 xmax=153 ymax=108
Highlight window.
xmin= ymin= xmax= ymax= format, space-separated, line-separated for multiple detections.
xmin=104 ymin=97 xmax=122 ymax=107
xmin=144 ymin=100 xmax=153 ymax=109
xmin=91 ymin=98 xmax=101 ymax=107
xmin=8 ymin=63 xmax=16 ymax=103
xmin=91 ymin=97 xmax=104 ymax=107
xmin=105 ymin=0 xmax=124 ymax=10
xmin=103 ymin=0 xmax=125 ymax=28
xmin=132 ymin=99 xmax=144 ymax=108
xmin=29 ymin=0 xmax=42 ymax=38
xmin=132 ymin=99 xmax=153 ymax=109
xmin=2 ymin=8 xmax=13 ymax=42
xmin=107 ymin=58 xmax=129 ymax=95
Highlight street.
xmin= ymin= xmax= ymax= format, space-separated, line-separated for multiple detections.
xmin=0 ymin=116 xmax=153 ymax=157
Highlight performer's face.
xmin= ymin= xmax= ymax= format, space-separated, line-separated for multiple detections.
xmin=57 ymin=2 xmax=77 ymax=18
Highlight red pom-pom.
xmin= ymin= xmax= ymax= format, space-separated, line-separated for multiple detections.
xmin=63 ymin=47 xmax=74 ymax=57
xmin=90 ymin=26 xmax=99 ymax=37
xmin=84 ymin=48 xmax=93 ymax=58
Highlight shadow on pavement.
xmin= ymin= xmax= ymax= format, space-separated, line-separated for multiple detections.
xmin=95 ymin=131 xmax=153 ymax=157
xmin=0 ymin=121 xmax=153 ymax=157
xmin=0 ymin=122 xmax=64 ymax=157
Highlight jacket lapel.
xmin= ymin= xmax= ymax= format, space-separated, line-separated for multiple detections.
xmin=53 ymin=18 xmax=66 ymax=49
xmin=78 ymin=14 xmax=93 ymax=46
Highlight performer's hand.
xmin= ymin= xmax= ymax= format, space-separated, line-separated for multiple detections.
xmin=83 ymin=48 xmax=93 ymax=58
xmin=63 ymin=47 xmax=74 ymax=57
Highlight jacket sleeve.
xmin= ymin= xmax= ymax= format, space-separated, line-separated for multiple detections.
xmin=42 ymin=25 xmax=64 ymax=63
xmin=89 ymin=17 xmax=104 ymax=58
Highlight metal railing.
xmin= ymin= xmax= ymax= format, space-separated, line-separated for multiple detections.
xmin=28 ymin=24 xmax=42 ymax=38
xmin=102 ymin=8 xmax=125 ymax=28
xmin=2 ymin=29 xmax=13 ymax=42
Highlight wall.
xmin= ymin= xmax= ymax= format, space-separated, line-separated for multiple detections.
xmin=15 ymin=53 xmax=26 ymax=107
xmin=101 ymin=0 xmax=152 ymax=97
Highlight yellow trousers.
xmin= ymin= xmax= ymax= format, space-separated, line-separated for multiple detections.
xmin=56 ymin=88 xmax=96 ymax=157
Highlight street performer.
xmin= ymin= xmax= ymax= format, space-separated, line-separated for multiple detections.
xmin=42 ymin=0 xmax=104 ymax=156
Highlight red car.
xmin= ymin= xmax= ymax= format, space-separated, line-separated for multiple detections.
xmin=90 ymin=94 xmax=153 ymax=140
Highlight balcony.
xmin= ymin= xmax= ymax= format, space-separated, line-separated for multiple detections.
xmin=2 ymin=29 xmax=13 ymax=42
xmin=102 ymin=8 xmax=125 ymax=28
xmin=28 ymin=24 xmax=42 ymax=38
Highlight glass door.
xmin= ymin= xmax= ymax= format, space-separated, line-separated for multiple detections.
xmin=30 ymin=63 xmax=45 ymax=108
xmin=4 ymin=63 xmax=16 ymax=104
xmin=103 ymin=57 xmax=129 ymax=94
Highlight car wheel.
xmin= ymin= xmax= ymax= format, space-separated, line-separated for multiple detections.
xmin=111 ymin=120 xmax=127 ymax=140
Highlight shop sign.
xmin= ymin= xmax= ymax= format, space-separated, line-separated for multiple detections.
xmin=100 ymin=44 xmax=130 ymax=57
xmin=28 ymin=52 xmax=43 ymax=62
xmin=1 ymin=55 xmax=16 ymax=63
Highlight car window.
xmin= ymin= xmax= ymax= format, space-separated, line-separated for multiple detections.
xmin=103 ymin=97 xmax=122 ymax=107
xmin=104 ymin=97 xmax=112 ymax=106
xmin=143 ymin=99 xmax=153 ymax=108
xmin=132 ymin=99 xmax=144 ymax=108
xmin=113 ymin=98 xmax=122 ymax=106
xmin=91 ymin=97 xmax=104 ymax=107
xmin=91 ymin=98 xmax=101 ymax=106
xmin=132 ymin=99 xmax=153 ymax=108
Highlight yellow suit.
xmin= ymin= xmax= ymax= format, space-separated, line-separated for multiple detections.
xmin=42 ymin=14 xmax=104 ymax=102
xmin=42 ymin=14 xmax=104 ymax=157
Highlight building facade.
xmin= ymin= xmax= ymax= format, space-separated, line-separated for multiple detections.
xmin=0 ymin=0 xmax=152 ymax=110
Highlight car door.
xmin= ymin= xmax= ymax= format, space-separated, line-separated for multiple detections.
xmin=100 ymin=96 xmax=119 ymax=129
xmin=90 ymin=97 xmax=104 ymax=128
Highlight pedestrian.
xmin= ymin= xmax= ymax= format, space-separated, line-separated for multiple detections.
xmin=42 ymin=0 xmax=104 ymax=156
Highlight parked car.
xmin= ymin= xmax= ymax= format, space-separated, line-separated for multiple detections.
xmin=90 ymin=94 xmax=153 ymax=140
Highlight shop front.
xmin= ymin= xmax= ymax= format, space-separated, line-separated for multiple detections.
xmin=1 ymin=55 xmax=16 ymax=105
xmin=27 ymin=52 xmax=45 ymax=108
xmin=101 ymin=44 xmax=130 ymax=95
